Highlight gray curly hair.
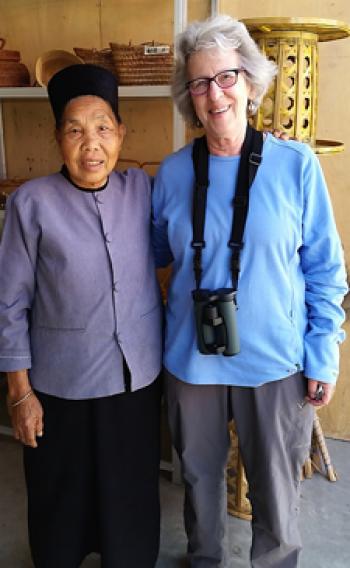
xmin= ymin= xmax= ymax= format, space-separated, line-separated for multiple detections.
xmin=172 ymin=14 xmax=277 ymax=128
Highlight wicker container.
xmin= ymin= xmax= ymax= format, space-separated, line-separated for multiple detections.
xmin=0 ymin=192 xmax=6 ymax=210
xmin=0 ymin=39 xmax=20 ymax=63
xmin=0 ymin=178 xmax=28 ymax=196
xmin=73 ymin=47 xmax=115 ymax=74
xmin=0 ymin=39 xmax=30 ymax=87
xmin=0 ymin=62 xmax=30 ymax=86
xmin=0 ymin=209 xmax=5 ymax=238
xmin=227 ymin=421 xmax=252 ymax=521
xmin=0 ymin=38 xmax=20 ymax=62
xmin=110 ymin=41 xmax=174 ymax=85
xmin=35 ymin=50 xmax=84 ymax=87
xmin=0 ymin=179 xmax=27 ymax=237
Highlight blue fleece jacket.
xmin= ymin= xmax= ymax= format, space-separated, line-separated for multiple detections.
xmin=152 ymin=134 xmax=347 ymax=387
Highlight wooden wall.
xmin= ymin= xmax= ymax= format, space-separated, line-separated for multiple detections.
xmin=0 ymin=0 xmax=349 ymax=437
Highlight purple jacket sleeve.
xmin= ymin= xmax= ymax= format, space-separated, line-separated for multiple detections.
xmin=0 ymin=188 xmax=39 ymax=371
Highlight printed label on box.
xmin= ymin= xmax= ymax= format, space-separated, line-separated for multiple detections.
xmin=144 ymin=45 xmax=170 ymax=55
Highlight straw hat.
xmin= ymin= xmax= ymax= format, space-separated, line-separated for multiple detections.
xmin=35 ymin=50 xmax=84 ymax=87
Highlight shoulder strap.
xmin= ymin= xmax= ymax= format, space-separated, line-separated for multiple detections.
xmin=229 ymin=126 xmax=263 ymax=289
xmin=191 ymin=125 xmax=263 ymax=290
xmin=191 ymin=135 xmax=209 ymax=289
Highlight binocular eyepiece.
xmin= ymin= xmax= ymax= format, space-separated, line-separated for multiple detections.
xmin=192 ymin=288 xmax=240 ymax=356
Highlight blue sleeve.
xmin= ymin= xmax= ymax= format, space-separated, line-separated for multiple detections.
xmin=0 ymin=190 xmax=38 ymax=371
xmin=300 ymin=148 xmax=348 ymax=383
xmin=151 ymin=168 xmax=174 ymax=268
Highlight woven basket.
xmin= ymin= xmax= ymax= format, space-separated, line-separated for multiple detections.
xmin=0 ymin=38 xmax=20 ymax=62
xmin=110 ymin=41 xmax=174 ymax=85
xmin=0 ymin=193 xmax=7 ymax=210
xmin=1 ymin=179 xmax=27 ymax=236
xmin=227 ymin=421 xmax=252 ymax=520
xmin=35 ymin=50 xmax=84 ymax=87
xmin=0 ymin=178 xmax=28 ymax=196
xmin=0 ymin=62 xmax=30 ymax=86
xmin=73 ymin=47 xmax=115 ymax=74
xmin=0 ymin=39 xmax=30 ymax=86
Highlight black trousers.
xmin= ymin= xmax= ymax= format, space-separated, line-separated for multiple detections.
xmin=23 ymin=377 xmax=162 ymax=568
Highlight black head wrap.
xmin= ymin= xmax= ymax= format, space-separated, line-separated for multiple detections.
xmin=47 ymin=63 xmax=120 ymax=126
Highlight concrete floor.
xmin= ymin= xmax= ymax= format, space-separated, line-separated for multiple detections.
xmin=0 ymin=435 xmax=350 ymax=567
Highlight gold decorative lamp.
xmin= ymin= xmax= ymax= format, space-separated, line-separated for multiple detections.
xmin=241 ymin=17 xmax=350 ymax=154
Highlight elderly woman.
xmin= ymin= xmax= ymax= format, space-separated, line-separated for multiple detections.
xmin=152 ymin=15 xmax=347 ymax=568
xmin=0 ymin=64 xmax=162 ymax=567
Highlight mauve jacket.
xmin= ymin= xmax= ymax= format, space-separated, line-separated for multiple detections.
xmin=0 ymin=169 xmax=162 ymax=399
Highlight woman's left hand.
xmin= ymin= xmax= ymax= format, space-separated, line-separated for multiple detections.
xmin=306 ymin=379 xmax=335 ymax=407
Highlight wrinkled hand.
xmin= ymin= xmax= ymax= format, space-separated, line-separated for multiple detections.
xmin=7 ymin=393 xmax=44 ymax=448
xmin=306 ymin=379 xmax=335 ymax=408
xmin=267 ymin=128 xmax=300 ymax=141
xmin=270 ymin=128 xmax=290 ymax=140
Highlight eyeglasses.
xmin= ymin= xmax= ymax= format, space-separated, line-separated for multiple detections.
xmin=186 ymin=68 xmax=244 ymax=96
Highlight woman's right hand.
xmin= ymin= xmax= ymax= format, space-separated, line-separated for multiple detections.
xmin=8 ymin=393 xmax=44 ymax=447
xmin=7 ymin=370 xmax=44 ymax=448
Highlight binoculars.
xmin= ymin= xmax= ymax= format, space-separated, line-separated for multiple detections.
xmin=192 ymin=288 xmax=240 ymax=356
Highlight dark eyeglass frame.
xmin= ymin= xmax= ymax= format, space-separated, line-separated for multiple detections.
xmin=186 ymin=68 xmax=245 ymax=96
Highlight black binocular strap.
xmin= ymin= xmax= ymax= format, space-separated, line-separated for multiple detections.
xmin=192 ymin=135 xmax=210 ymax=288
xmin=191 ymin=124 xmax=263 ymax=290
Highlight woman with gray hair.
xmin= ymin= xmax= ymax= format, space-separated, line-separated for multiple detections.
xmin=172 ymin=14 xmax=274 ymax=126
xmin=152 ymin=14 xmax=347 ymax=568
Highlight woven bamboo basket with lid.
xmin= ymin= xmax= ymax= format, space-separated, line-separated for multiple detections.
xmin=0 ymin=38 xmax=30 ymax=87
xmin=110 ymin=41 xmax=174 ymax=85
xmin=0 ymin=38 xmax=20 ymax=62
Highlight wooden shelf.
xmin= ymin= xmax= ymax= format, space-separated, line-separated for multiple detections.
xmin=0 ymin=85 xmax=172 ymax=100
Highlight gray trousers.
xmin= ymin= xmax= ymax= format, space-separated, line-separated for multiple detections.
xmin=165 ymin=370 xmax=314 ymax=568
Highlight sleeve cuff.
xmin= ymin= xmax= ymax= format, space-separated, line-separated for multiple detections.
xmin=0 ymin=355 xmax=31 ymax=372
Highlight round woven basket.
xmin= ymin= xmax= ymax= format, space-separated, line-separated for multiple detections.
xmin=0 ymin=50 xmax=20 ymax=62
xmin=0 ymin=61 xmax=30 ymax=86
xmin=35 ymin=50 xmax=84 ymax=87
